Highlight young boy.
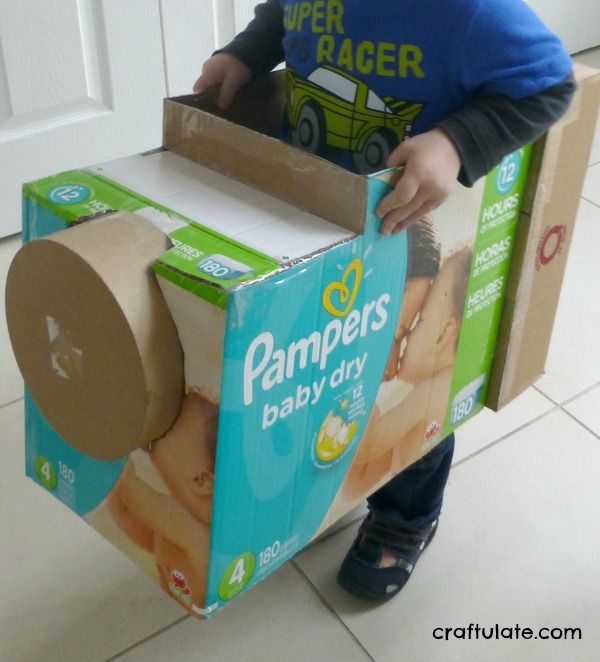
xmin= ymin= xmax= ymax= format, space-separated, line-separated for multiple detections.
xmin=193 ymin=0 xmax=575 ymax=602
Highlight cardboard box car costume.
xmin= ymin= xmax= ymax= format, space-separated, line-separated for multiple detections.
xmin=5 ymin=66 xmax=600 ymax=618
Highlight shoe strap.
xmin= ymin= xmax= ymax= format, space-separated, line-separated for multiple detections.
xmin=360 ymin=515 xmax=434 ymax=551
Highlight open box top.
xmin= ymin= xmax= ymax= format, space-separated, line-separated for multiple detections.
xmin=163 ymin=70 xmax=370 ymax=235
xmin=164 ymin=65 xmax=600 ymax=410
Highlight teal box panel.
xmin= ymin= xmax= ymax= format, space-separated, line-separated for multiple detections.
xmin=206 ymin=177 xmax=408 ymax=607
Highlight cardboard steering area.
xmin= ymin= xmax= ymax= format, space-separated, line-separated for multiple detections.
xmin=5 ymin=66 xmax=600 ymax=618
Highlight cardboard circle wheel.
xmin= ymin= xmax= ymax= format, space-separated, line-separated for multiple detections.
xmin=6 ymin=212 xmax=184 ymax=460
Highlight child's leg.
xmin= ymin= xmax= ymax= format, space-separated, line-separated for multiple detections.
xmin=367 ymin=433 xmax=454 ymax=527
xmin=338 ymin=434 xmax=454 ymax=602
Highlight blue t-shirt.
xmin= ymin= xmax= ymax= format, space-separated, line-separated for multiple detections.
xmin=280 ymin=0 xmax=571 ymax=172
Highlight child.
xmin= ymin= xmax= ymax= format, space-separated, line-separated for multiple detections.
xmin=107 ymin=391 xmax=218 ymax=610
xmin=193 ymin=0 xmax=575 ymax=602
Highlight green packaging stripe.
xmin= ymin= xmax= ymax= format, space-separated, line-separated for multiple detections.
xmin=160 ymin=223 xmax=280 ymax=291
xmin=443 ymin=147 xmax=532 ymax=435
xmin=25 ymin=166 xmax=282 ymax=298
xmin=154 ymin=262 xmax=229 ymax=310
xmin=24 ymin=170 xmax=146 ymax=222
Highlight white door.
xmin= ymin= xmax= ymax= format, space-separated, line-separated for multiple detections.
xmin=166 ymin=0 xmax=600 ymax=94
xmin=0 ymin=0 xmax=246 ymax=239
xmin=2 ymin=0 xmax=598 ymax=239
xmin=527 ymin=0 xmax=600 ymax=54
xmin=0 ymin=0 xmax=168 ymax=238
xmin=160 ymin=0 xmax=255 ymax=99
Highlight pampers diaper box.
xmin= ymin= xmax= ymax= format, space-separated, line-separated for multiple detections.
xmin=6 ymin=66 xmax=599 ymax=619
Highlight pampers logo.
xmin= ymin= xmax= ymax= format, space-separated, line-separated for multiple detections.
xmin=322 ymin=258 xmax=363 ymax=317
xmin=243 ymin=258 xmax=391 ymax=430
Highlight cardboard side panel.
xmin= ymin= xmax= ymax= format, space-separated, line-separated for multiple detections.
xmin=156 ymin=278 xmax=226 ymax=406
xmin=163 ymin=97 xmax=368 ymax=235
xmin=19 ymin=179 xmax=184 ymax=606
xmin=201 ymin=157 xmax=523 ymax=611
xmin=207 ymin=178 xmax=408 ymax=608
xmin=100 ymin=272 xmax=227 ymax=617
xmin=17 ymin=171 xmax=233 ymax=618
xmin=177 ymin=69 xmax=289 ymax=138
xmin=487 ymin=67 xmax=600 ymax=410
xmin=444 ymin=147 xmax=532 ymax=423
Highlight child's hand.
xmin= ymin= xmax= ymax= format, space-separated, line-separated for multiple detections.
xmin=193 ymin=53 xmax=252 ymax=109
xmin=377 ymin=129 xmax=461 ymax=236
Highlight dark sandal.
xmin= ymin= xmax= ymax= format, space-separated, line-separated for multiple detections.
xmin=337 ymin=510 xmax=438 ymax=602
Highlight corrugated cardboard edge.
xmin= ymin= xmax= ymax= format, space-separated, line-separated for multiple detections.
xmin=487 ymin=64 xmax=600 ymax=410
xmin=162 ymin=73 xmax=367 ymax=235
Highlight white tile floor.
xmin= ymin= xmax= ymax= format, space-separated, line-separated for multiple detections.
xmin=2 ymin=50 xmax=600 ymax=662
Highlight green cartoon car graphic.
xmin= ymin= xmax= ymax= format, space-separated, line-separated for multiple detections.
xmin=287 ymin=66 xmax=423 ymax=173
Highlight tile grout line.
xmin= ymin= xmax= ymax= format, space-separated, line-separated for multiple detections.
xmin=454 ymin=380 xmax=600 ymax=469
xmin=545 ymin=380 xmax=600 ymax=408
xmin=560 ymin=407 xmax=600 ymax=441
xmin=452 ymin=403 xmax=561 ymax=468
xmin=531 ymin=383 xmax=560 ymax=405
xmin=551 ymin=380 xmax=600 ymax=441
xmin=0 ymin=395 xmax=24 ymax=411
xmin=290 ymin=560 xmax=377 ymax=662
xmin=580 ymin=194 xmax=600 ymax=208
xmin=103 ymin=615 xmax=191 ymax=662
xmin=532 ymin=383 xmax=600 ymax=439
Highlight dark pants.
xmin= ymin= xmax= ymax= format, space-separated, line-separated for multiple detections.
xmin=367 ymin=433 xmax=455 ymax=529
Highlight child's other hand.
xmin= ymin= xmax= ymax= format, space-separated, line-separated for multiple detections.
xmin=193 ymin=53 xmax=252 ymax=109
xmin=376 ymin=129 xmax=461 ymax=236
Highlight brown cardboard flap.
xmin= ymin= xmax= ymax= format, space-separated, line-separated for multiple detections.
xmin=163 ymin=72 xmax=367 ymax=235
xmin=179 ymin=69 xmax=288 ymax=137
xmin=487 ymin=64 xmax=600 ymax=410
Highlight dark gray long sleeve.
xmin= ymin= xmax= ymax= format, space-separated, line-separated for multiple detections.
xmin=438 ymin=75 xmax=576 ymax=186
xmin=216 ymin=0 xmax=285 ymax=75
xmin=217 ymin=0 xmax=576 ymax=186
